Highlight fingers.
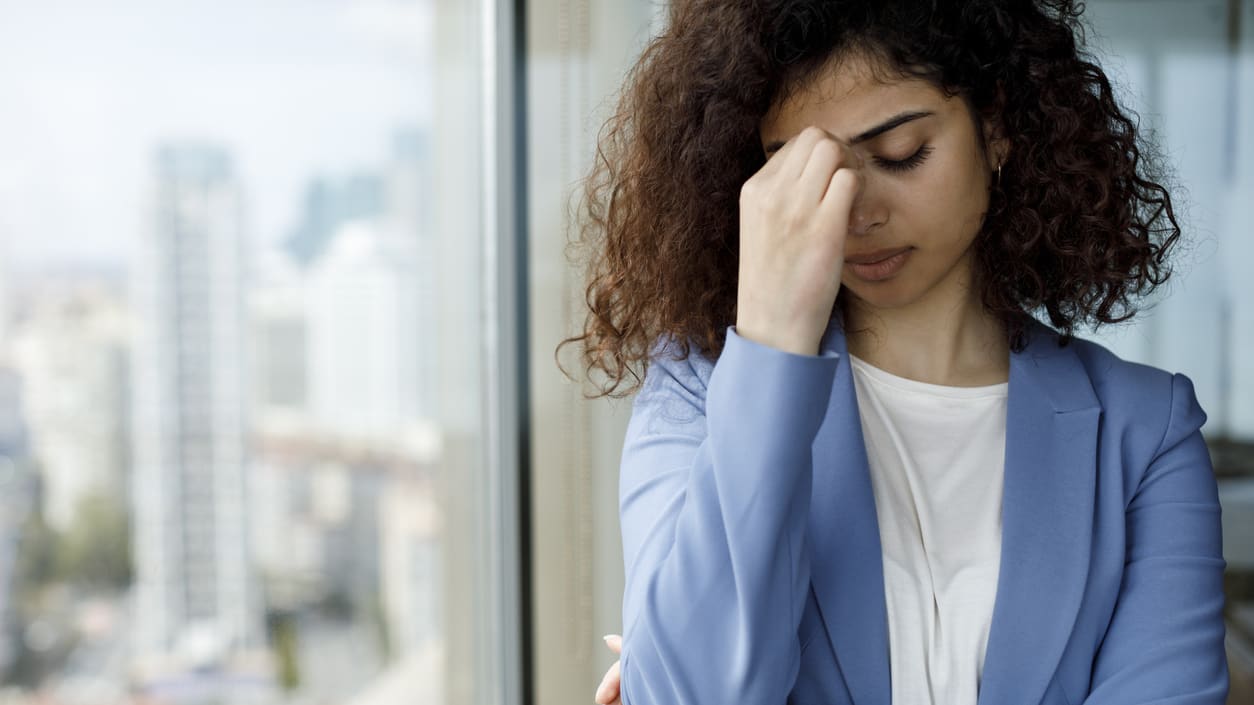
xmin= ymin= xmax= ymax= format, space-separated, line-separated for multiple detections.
xmin=760 ymin=125 xmax=828 ymax=181
xmin=798 ymin=136 xmax=857 ymax=207
xmin=757 ymin=126 xmax=862 ymax=226
xmin=819 ymin=166 xmax=863 ymax=235
xmin=594 ymin=635 xmax=623 ymax=704
xmin=594 ymin=660 xmax=621 ymax=704
xmin=784 ymin=127 xmax=860 ymax=177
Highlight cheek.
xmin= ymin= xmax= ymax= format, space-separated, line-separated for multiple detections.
xmin=889 ymin=156 xmax=989 ymax=244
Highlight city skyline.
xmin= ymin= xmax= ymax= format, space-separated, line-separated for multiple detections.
xmin=0 ymin=127 xmax=446 ymax=702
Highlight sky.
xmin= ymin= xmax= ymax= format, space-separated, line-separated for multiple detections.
xmin=0 ymin=0 xmax=432 ymax=271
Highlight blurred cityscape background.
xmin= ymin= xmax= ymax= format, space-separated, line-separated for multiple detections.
xmin=0 ymin=2 xmax=453 ymax=704
xmin=0 ymin=1 xmax=1251 ymax=704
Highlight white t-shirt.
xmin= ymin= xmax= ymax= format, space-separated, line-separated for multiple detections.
xmin=847 ymin=352 xmax=1008 ymax=705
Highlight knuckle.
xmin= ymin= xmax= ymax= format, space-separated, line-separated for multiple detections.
xmin=740 ymin=177 xmax=758 ymax=199
xmin=810 ymin=138 xmax=840 ymax=161
xmin=835 ymin=167 xmax=861 ymax=188
xmin=745 ymin=183 xmax=782 ymax=211
xmin=800 ymin=125 xmax=827 ymax=141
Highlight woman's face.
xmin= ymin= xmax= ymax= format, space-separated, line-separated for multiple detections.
xmin=758 ymin=51 xmax=1008 ymax=312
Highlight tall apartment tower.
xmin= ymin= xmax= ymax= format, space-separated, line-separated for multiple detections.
xmin=130 ymin=144 xmax=260 ymax=674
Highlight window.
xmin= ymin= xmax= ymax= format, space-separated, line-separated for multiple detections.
xmin=0 ymin=1 xmax=522 ymax=703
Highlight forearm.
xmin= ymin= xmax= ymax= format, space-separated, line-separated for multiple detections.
xmin=619 ymin=326 xmax=839 ymax=705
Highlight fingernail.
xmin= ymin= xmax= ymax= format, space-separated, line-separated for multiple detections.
xmin=602 ymin=634 xmax=614 ymax=643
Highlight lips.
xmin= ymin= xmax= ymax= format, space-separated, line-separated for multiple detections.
xmin=845 ymin=246 xmax=912 ymax=264
xmin=846 ymin=247 xmax=911 ymax=282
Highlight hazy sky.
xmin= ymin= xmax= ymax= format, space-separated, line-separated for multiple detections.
xmin=0 ymin=0 xmax=432 ymax=271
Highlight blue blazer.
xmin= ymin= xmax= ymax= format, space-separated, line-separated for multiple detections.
xmin=617 ymin=314 xmax=1228 ymax=705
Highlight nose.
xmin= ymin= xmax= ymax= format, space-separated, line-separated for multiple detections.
xmin=848 ymin=185 xmax=887 ymax=237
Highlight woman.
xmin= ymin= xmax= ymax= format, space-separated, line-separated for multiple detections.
xmin=558 ymin=1 xmax=1229 ymax=703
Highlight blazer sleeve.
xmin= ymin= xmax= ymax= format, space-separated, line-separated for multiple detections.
xmin=1081 ymin=371 xmax=1229 ymax=704
xmin=617 ymin=325 xmax=840 ymax=705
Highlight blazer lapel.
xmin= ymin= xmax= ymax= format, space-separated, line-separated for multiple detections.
xmin=805 ymin=315 xmax=1101 ymax=705
xmin=977 ymin=318 xmax=1101 ymax=705
xmin=807 ymin=314 xmax=891 ymax=704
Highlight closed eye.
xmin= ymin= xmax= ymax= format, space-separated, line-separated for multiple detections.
xmin=874 ymin=144 xmax=933 ymax=173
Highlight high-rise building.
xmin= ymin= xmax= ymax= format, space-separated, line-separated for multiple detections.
xmin=251 ymin=252 xmax=308 ymax=417
xmin=284 ymin=173 xmax=386 ymax=266
xmin=305 ymin=218 xmax=425 ymax=437
xmin=384 ymin=126 xmax=438 ymax=422
xmin=130 ymin=144 xmax=262 ymax=677
xmin=290 ymin=125 xmax=437 ymax=432
xmin=9 ymin=285 xmax=130 ymax=534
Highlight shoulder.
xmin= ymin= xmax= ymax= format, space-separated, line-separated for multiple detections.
xmin=640 ymin=332 xmax=716 ymax=397
xmin=630 ymin=332 xmax=718 ymax=434
xmin=1065 ymin=334 xmax=1173 ymax=406
xmin=1060 ymin=331 xmax=1207 ymax=454
xmin=644 ymin=332 xmax=716 ymax=382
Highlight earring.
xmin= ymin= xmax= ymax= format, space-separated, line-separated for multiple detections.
xmin=996 ymin=162 xmax=1003 ymax=188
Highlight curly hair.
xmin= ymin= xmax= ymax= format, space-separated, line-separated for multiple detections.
xmin=555 ymin=0 xmax=1182 ymax=399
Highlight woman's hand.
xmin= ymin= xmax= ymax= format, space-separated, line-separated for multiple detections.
xmin=594 ymin=634 xmax=622 ymax=704
xmin=736 ymin=125 xmax=864 ymax=356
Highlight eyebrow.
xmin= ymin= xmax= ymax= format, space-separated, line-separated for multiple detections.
xmin=763 ymin=109 xmax=935 ymax=156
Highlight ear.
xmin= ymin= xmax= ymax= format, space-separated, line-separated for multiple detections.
xmin=980 ymin=84 xmax=1011 ymax=170
xmin=983 ymin=122 xmax=1010 ymax=171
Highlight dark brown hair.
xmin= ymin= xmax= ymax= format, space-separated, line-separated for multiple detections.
xmin=556 ymin=0 xmax=1182 ymax=398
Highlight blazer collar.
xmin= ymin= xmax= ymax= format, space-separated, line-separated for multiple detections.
xmin=806 ymin=313 xmax=1102 ymax=705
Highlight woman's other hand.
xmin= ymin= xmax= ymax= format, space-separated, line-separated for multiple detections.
xmin=594 ymin=634 xmax=622 ymax=704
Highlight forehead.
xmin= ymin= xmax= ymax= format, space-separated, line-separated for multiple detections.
xmin=760 ymin=53 xmax=954 ymax=143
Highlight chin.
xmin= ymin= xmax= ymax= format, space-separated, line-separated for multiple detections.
xmin=840 ymin=281 xmax=920 ymax=310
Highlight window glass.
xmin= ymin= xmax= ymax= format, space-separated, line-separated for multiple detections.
xmin=0 ymin=1 xmax=510 ymax=703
